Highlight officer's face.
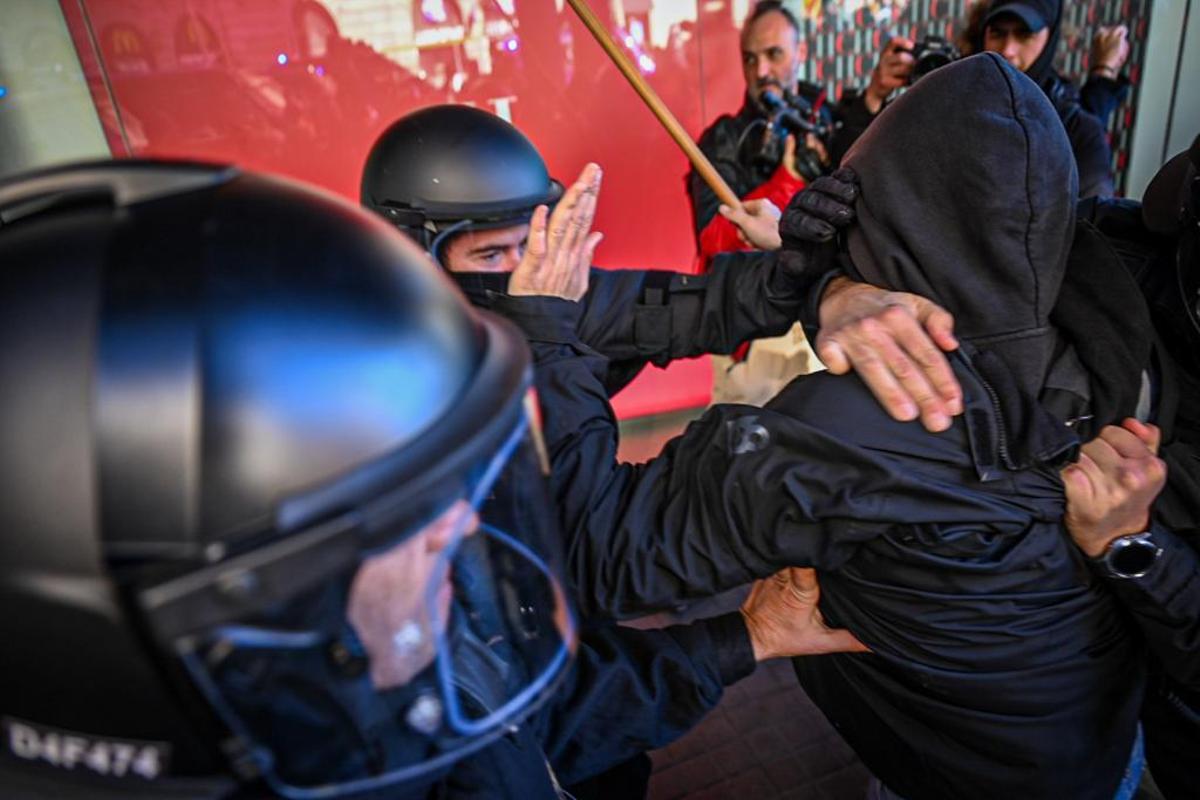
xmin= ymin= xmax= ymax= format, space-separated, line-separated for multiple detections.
xmin=347 ymin=501 xmax=476 ymax=690
xmin=741 ymin=11 xmax=802 ymax=101
xmin=983 ymin=16 xmax=1050 ymax=73
xmin=443 ymin=224 xmax=529 ymax=273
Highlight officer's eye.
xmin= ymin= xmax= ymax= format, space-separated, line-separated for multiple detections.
xmin=474 ymin=249 xmax=504 ymax=266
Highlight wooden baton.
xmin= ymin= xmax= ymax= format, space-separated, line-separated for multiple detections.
xmin=564 ymin=0 xmax=742 ymax=211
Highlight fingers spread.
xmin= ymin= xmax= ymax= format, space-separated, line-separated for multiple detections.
xmin=827 ymin=319 xmax=922 ymax=422
xmin=814 ymin=336 xmax=851 ymax=374
xmin=525 ymin=205 xmax=549 ymax=260
xmin=878 ymin=303 xmax=961 ymax=419
xmin=915 ymin=300 xmax=959 ymax=352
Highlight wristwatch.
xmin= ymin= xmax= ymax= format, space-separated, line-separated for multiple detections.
xmin=1093 ymin=531 xmax=1163 ymax=579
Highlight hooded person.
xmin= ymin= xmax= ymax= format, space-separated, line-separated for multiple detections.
xmin=482 ymin=52 xmax=1145 ymax=800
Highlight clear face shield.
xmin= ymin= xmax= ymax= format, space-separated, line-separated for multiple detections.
xmin=140 ymin=409 xmax=575 ymax=798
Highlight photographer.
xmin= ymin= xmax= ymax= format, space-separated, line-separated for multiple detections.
xmin=687 ymin=0 xmax=836 ymax=260
xmin=834 ymin=0 xmax=1119 ymax=199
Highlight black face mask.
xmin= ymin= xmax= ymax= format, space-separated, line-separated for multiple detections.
xmin=447 ymin=271 xmax=512 ymax=309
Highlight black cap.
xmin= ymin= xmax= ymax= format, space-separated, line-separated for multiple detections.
xmin=984 ymin=0 xmax=1056 ymax=32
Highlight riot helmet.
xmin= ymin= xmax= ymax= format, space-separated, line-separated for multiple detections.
xmin=360 ymin=105 xmax=563 ymax=263
xmin=0 ymin=160 xmax=575 ymax=798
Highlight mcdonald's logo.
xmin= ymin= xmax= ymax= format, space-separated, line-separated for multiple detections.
xmin=106 ymin=26 xmax=145 ymax=57
xmin=176 ymin=14 xmax=219 ymax=56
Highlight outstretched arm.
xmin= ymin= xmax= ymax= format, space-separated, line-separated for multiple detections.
xmin=540 ymin=568 xmax=865 ymax=785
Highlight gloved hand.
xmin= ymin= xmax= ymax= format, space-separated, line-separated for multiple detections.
xmin=779 ymin=166 xmax=859 ymax=248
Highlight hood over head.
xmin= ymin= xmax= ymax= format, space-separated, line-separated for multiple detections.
xmin=843 ymin=52 xmax=1077 ymax=401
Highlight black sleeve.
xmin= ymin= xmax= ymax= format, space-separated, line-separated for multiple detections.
xmin=830 ymin=90 xmax=880 ymax=166
xmin=1066 ymin=108 xmax=1116 ymax=199
xmin=1091 ymin=522 xmax=1200 ymax=691
xmin=1079 ymin=74 xmax=1130 ymax=126
xmin=688 ymin=118 xmax=756 ymax=234
xmin=491 ymin=294 xmax=897 ymax=619
xmin=534 ymin=613 xmax=756 ymax=786
xmin=578 ymin=253 xmax=824 ymax=394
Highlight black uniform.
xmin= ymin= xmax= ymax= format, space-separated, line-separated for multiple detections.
xmin=444 ymin=254 xmax=829 ymax=798
xmin=1072 ymin=195 xmax=1200 ymax=800
xmin=489 ymin=55 xmax=1144 ymax=799
xmin=452 ymin=248 xmax=818 ymax=397
xmin=443 ymin=615 xmax=754 ymax=799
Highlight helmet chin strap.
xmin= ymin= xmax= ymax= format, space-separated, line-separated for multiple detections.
xmin=429 ymin=219 xmax=473 ymax=268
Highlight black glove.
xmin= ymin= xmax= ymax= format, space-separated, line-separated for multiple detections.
xmin=780 ymin=167 xmax=859 ymax=248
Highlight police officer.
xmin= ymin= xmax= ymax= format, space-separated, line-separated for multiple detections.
xmin=0 ymin=159 xmax=866 ymax=800
xmin=1059 ymin=135 xmax=1200 ymax=799
xmin=361 ymin=103 xmax=963 ymax=431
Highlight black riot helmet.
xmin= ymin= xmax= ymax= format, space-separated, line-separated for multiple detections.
xmin=0 ymin=160 xmax=575 ymax=798
xmin=361 ymin=105 xmax=563 ymax=263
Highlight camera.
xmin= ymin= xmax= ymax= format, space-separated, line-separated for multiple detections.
xmin=906 ymin=36 xmax=961 ymax=83
xmin=747 ymin=86 xmax=838 ymax=181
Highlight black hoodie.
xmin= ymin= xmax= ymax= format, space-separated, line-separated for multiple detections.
xmin=845 ymin=52 xmax=1077 ymax=402
xmin=781 ymin=55 xmax=1143 ymax=799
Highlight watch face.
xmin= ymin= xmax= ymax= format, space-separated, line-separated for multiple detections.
xmin=1109 ymin=536 xmax=1160 ymax=577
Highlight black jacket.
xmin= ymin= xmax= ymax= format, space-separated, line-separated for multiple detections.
xmin=491 ymin=55 xmax=1144 ymax=800
xmin=440 ymin=251 xmax=828 ymax=799
xmin=686 ymin=86 xmax=832 ymax=234
xmin=451 ymin=250 xmax=822 ymax=397
xmin=0 ymin=616 xmax=754 ymax=800
xmin=438 ymin=615 xmax=754 ymax=799
xmin=1072 ymin=196 xmax=1200 ymax=800
xmin=688 ymin=102 xmax=772 ymax=233
xmin=1071 ymin=197 xmax=1200 ymax=692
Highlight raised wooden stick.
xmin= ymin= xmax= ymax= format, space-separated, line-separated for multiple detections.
xmin=564 ymin=0 xmax=742 ymax=210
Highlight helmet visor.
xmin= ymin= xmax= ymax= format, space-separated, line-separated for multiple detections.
xmin=166 ymin=415 xmax=575 ymax=797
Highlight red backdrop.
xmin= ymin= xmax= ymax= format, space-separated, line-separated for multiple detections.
xmin=60 ymin=0 xmax=1151 ymax=416
xmin=61 ymin=0 xmax=748 ymax=417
